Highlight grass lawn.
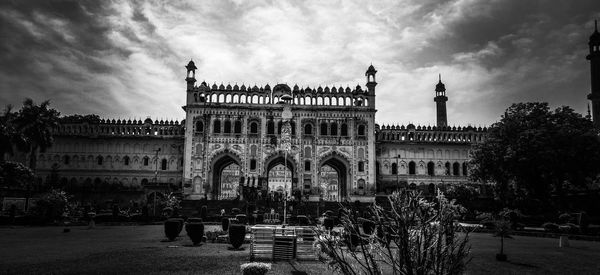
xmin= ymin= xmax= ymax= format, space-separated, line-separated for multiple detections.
xmin=0 ymin=225 xmax=599 ymax=274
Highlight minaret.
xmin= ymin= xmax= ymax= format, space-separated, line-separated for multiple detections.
xmin=587 ymin=20 xmax=600 ymax=127
xmin=434 ymin=74 xmax=448 ymax=127
xmin=365 ymin=64 xmax=377 ymax=108
xmin=185 ymin=59 xmax=197 ymax=91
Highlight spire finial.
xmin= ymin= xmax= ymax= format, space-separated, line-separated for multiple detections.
xmin=439 ymin=73 xmax=441 ymax=82
xmin=588 ymin=103 xmax=592 ymax=118
xmin=596 ymin=20 xmax=598 ymax=32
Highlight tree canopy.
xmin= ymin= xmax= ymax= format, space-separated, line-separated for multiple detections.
xmin=469 ymin=102 xmax=600 ymax=209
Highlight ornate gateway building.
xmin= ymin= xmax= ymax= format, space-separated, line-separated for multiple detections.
xmin=31 ymin=61 xmax=487 ymax=203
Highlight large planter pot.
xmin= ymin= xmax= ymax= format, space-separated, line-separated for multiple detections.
xmin=236 ymin=214 xmax=247 ymax=224
xmin=229 ymin=224 xmax=246 ymax=249
xmin=324 ymin=217 xmax=335 ymax=231
xmin=362 ymin=220 xmax=375 ymax=235
xmin=496 ymin=253 xmax=507 ymax=261
xmin=222 ymin=217 xmax=230 ymax=231
xmin=164 ymin=219 xmax=181 ymax=241
xmin=170 ymin=218 xmax=184 ymax=235
xmin=185 ymin=222 xmax=205 ymax=245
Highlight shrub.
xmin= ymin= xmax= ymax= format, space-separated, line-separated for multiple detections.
xmin=222 ymin=217 xmax=230 ymax=231
xmin=240 ymin=262 xmax=271 ymax=275
xmin=229 ymin=224 xmax=246 ymax=249
xmin=232 ymin=208 xmax=241 ymax=215
xmin=164 ymin=219 xmax=181 ymax=241
xmin=542 ymin=222 xmax=560 ymax=232
xmin=559 ymin=213 xmax=573 ymax=224
xmin=314 ymin=191 xmax=470 ymax=275
xmin=185 ymin=222 xmax=205 ymax=245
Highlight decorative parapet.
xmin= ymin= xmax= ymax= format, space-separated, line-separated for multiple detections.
xmin=375 ymin=123 xmax=487 ymax=144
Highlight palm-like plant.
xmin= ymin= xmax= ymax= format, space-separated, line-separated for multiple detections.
xmin=0 ymin=105 xmax=25 ymax=162
xmin=13 ymin=99 xmax=60 ymax=170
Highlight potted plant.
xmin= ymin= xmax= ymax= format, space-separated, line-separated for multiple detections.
xmin=185 ymin=220 xmax=204 ymax=245
xmin=229 ymin=224 xmax=246 ymax=250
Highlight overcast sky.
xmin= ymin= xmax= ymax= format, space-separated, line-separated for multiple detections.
xmin=1 ymin=0 xmax=599 ymax=127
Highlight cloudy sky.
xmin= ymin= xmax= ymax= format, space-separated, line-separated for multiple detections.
xmin=1 ymin=0 xmax=599 ymax=126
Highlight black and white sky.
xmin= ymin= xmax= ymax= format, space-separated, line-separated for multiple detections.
xmin=1 ymin=0 xmax=599 ymax=126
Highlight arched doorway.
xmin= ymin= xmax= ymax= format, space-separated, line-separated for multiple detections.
xmin=209 ymin=151 xmax=242 ymax=200
xmin=263 ymin=152 xmax=297 ymax=197
xmin=319 ymin=153 xmax=349 ymax=201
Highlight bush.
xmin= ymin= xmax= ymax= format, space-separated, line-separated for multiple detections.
xmin=542 ymin=222 xmax=560 ymax=232
xmin=559 ymin=213 xmax=573 ymax=224
xmin=232 ymin=208 xmax=241 ymax=215
xmin=164 ymin=219 xmax=181 ymax=241
xmin=222 ymin=217 xmax=230 ymax=231
xmin=229 ymin=224 xmax=246 ymax=249
xmin=185 ymin=222 xmax=205 ymax=245
xmin=240 ymin=262 xmax=271 ymax=275
xmin=314 ymin=191 xmax=470 ymax=275
xmin=297 ymin=215 xmax=309 ymax=226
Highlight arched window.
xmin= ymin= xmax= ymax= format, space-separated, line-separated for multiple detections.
xmin=304 ymin=147 xmax=312 ymax=158
xmin=97 ymin=156 xmax=103 ymax=165
xmin=462 ymin=162 xmax=468 ymax=176
xmin=427 ymin=161 xmax=435 ymax=176
xmin=358 ymin=148 xmax=365 ymax=159
xmin=63 ymin=155 xmax=70 ymax=165
xmin=320 ymin=122 xmax=328 ymax=136
xmin=304 ymin=124 xmax=313 ymax=135
xmin=143 ymin=156 xmax=149 ymax=166
xmin=267 ymin=120 xmax=275 ymax=135
xmin=195 ymin=121 xmax=203 ymax=133
xmin=408 ymin=161 xmax=416 ymax=175
xmin=358 ymin=161 xmax=364 ymax=172
xmin=250 ymin=159 xmax=257 ymax=170
xmin=124 ymin=156 xmax=130 ymax=166
xmin=249 ymin=122 xmax=258 ymax=134
xmin=445 ymin=162 xmax=451 ymax=175
xmin=213 ymin=120 xmax=221 ymax=133
xmin=358 ymin=125 xmax=366 ymax=136
xmin=277 ymin=121 xmax=283 ymax=134
xmin=341 ymin=123 xmax=348 ymax=136
xmin=234 ymin=120 xmax=242 ymax=133
xmin=161 ymin=159 xmax=168 ymax=170
xmin=330 ymin=122 xmax=338 ymax=135
xmin=141 ymin=178 xmax=148 ymax=185
xmin=428 ymin=183 xmax=436 ymax=195
xmin=453 ymin=162 xmax=460 ymax=176
xmin=391 ymin=163 xmax=398 ymax=175
xmin=224 ymin=120 xmax=231 ymax=133
xmin=304 ymin=160 xmax=311 ymax=171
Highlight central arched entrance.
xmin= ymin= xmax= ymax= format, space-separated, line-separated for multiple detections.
xmin=210 ymin=151 xmax=241 ymax=200
xmin=263 ymin=152 xmax=297 ymax=197
xmin=319 ymin=153 xmax=349 ymax=201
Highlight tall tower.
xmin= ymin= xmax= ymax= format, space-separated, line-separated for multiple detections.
xmin=434 ymin=74 xmax=448 ymax=127
xmin=587 ymin=20 xmax=600 ymax=127
xmin=365 ymin=64 xmax=377 ymax=108
xmin=185 ymin=60 xmax=197 ymax=90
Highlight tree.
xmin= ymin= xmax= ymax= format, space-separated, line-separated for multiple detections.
xmin=0 ymin=105 xmax=26 ymax=162
xmin=13 ymin=99 xmax=60 ymax=171
xmin=314 ymin=191 xmax=471 ymax=275
xmin=470 ymin=102 xmax=600 ymax=209
xmin=0 ymin=161 xmax=35 ymax=189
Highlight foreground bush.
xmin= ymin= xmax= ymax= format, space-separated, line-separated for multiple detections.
xmin=185 ymin=222 xmax=205 ymax=245
xmin=240 ymin=262 xmax=271 ymax=275
xmin=314 ymin=191 xmax=471 ymax=275
xmin=229 ymin=224 xmax=246 ymax=249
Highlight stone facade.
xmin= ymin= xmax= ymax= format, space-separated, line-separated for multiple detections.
xmin=23 ymin=62 xmax=489 ymax=202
